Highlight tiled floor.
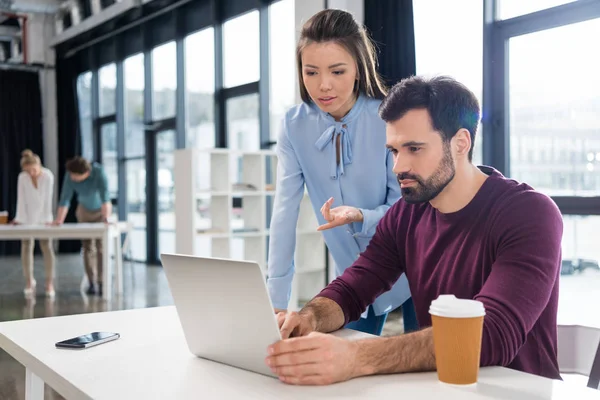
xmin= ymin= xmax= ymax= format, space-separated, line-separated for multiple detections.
xmin=0 ymin=253 xmax=405 ymax=399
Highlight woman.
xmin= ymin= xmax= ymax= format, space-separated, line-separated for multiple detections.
xmin=267 ymin=9 xmax=416 ymax=335
xmin=13 ymin=149 xmax=56 ymax=298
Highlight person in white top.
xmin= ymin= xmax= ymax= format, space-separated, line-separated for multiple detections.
xmin=12 ymin=149 xmax=56 ymax=298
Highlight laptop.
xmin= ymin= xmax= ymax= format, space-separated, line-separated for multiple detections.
xmin=160 ymin=253 xmax=282 ymax=378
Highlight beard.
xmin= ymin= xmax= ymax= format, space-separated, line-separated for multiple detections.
xmin=398 ymin=144 xmax=455 ymax=204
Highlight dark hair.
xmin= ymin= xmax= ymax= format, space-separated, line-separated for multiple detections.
xmin=379 ymin=76 xmax=480 ymax=161
xmin=296 ymin=9 xmax=387 ymax=103
xmin=66 ymin=156 xmax=91 ymax=174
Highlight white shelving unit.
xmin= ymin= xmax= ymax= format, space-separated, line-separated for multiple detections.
xmin=174 ymin=148 xmax=326 ymax=309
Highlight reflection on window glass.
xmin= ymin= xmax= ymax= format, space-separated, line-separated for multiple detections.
xmin=227 ymin=94 xmax=259 ymax=184
xmin=125 ymin=53 xmax=145 ymax=158
xmin=497 ymin=0 xmax=575 ymax=20
xmin=413 ymin=0 xmax=483 ymax=165
xmin=77 ymin=71 xmax=94 ymax=161
xmin=559 ymin=215 xmax=600 ymax=326
xmin=156 ymin=130 xmax=176 ymax=258
xmin=100 ymin=123 xmax=118 ymax=198
xmin=125 ymin=158 xmax=147 ymax=262
xmin=99 ymin=63 xmax=116 ymax=116
xmin=186 ymin=28 xmax=215 ymax=149
xmin=223 ymin=11 xmax=260 ymax=88
xmin=509 ymin=19 xmax=600 ymax=196
xmin=152 ymin=42 xmax=177 ymax=120
xmin=269 ymin=0 xmax=296 ymax=145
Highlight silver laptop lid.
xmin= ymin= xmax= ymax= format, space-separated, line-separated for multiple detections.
xmin=160 ymin=253 xmax=281 ymax=378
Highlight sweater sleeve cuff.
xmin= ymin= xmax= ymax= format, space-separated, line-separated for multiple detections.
xmin=317 ymin=286 xmax=356 ymax=325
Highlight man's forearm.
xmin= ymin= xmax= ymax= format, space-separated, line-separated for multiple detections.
xmin=300 ymin=297 xmax=346 ymax=333
xmin=55 ymin=207 xmax=68 ymax=223
xmin=354 ymin=327 xmax=436 ymax=377
xmin=101 ymin=202 xmax=112 ymax=220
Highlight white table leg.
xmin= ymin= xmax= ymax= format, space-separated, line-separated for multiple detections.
xmin=25 ymin=368 xmax=44 ymax=400
xmin=102 ymin=228 xmax=112 ymax=301
xmin=114 ymin=231 xmax=123 ymax=294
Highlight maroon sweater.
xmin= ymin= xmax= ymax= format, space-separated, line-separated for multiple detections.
xmin=319 ymin=167 xmax=563 ymax=379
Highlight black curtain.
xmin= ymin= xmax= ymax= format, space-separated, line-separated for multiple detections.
xmin=364 ymin=0 xmax=416 ymax=87
xmin=56 ymin=54 xmax=84 ymax=252
xmin=0 ymin=69 xmax=44 ymax=255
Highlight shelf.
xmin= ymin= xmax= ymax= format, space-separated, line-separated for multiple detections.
xmin=196 ymin=231 xmax=229 ymax=238
xmin=297 ymin=228 xmax=320 ymax=235
xmin=196 ymin=191 xmax=229 ymax=197
xmin=196 ymin=190 xmax=274 ymax=197
xmin=175 ymin=148 xmax=326 ymax=311
xmin=231 ymin=230 xmax=266 ymax=238
xmin=232 ymin=191 xmax=264 ymax=197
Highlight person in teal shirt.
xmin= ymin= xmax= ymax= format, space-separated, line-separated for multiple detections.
xmin=53 ymin=156 xmax=112 ymax=296
xmin=267 ymin=9 xmax=416 ymax=335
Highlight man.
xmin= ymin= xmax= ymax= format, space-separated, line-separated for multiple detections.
xmin=265 ymin=76 xmax=563 ymax=385
xmin=53 ymin=156 xmax=112 ymax=296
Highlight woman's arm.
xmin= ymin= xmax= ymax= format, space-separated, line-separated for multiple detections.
xmin=44 ymin=171 xmax=55 ymax=222
xmin=318 ymin=150 xmax=401 ymax=236
xmin=267 ymin=117 xmax=306 ymax=310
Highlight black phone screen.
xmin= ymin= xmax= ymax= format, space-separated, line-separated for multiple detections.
xmin=58 ymin=332 xmax=118 ymax=346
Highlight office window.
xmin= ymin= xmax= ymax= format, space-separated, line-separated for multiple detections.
xmin=124 ymin=53 xmax=145 ymax=158
xmin=152 ymin=42 xmax=177 ymax=120
xmin=100 ymin=122 xmax=118 ymax=198
xmin=77 ymin=71 xmax=94 ymax=161
xmin=497 ymin=0 xmax=576 ymax=20
xmin=226 ymin=93 xmax=259 ymax=184
xmin=268 ymin=0 xmax=296 ymax=144
xmin=508 ymin=18 xmax=600 ymax=196
xmin=413 ymin=0 xmax=483 ymax=165
xmin=223 ymin=11 xmax=260 ymax=88
xmin=185 ymin=28 xmax=215 ymax=149
xmin=98 ymin=63 xmax=116 ymax=116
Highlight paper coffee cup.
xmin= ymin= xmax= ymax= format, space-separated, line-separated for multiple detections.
xmin=0 ymin=211 xmax=8 ymax=224
xmin=429 ymin=295 xmax=485 ymax=385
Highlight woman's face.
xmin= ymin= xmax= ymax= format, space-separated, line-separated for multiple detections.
xmin=23 ymin=164 xmax=41 ymax=178
xmin=301 ymin=41 xmax=358 ymax=121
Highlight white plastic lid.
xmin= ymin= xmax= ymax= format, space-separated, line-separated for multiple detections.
xmin=0 ymin=211 xmax=8 ymax=215
xmin=429 ymin=295 xmax=485 ymax=318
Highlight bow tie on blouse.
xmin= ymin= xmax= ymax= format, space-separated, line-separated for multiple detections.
xmin=314 ymin=122 xmax=353 ymax=180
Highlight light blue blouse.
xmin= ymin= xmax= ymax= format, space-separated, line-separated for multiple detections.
xmin=267 ymin=94 xmax=412 ymax=316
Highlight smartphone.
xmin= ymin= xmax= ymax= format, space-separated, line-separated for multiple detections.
xmin=55 ymin=332 xmax=120 ymax=349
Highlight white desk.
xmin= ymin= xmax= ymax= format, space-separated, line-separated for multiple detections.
xmin=0 ymin=222 xmax=130 ymax=301
xmin=0 ymin=306 xmax=598 ymax=400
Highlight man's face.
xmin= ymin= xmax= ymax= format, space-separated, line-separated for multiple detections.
xmin=385 ymin=109 xmax=456 ymax=204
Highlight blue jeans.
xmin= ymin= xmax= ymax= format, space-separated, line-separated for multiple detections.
xmin=345 ymin=306 xmax=388 ymax=336
xmin=401 ymin=297 xmax=419 ymax=333
xmin=345 ymin=298 xmax=419 ymax=336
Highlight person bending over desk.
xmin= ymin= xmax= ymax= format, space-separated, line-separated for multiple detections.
xmin=53 ymin=156 xmax=112 ymax=296
xmin=12 ymin=149 xmax=56 ymax=298
xmin=266 ymin=76 xmax=563 ymax=385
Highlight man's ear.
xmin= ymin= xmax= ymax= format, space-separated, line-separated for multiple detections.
xmin=453 ymin=129 xmax=472 ymax=158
